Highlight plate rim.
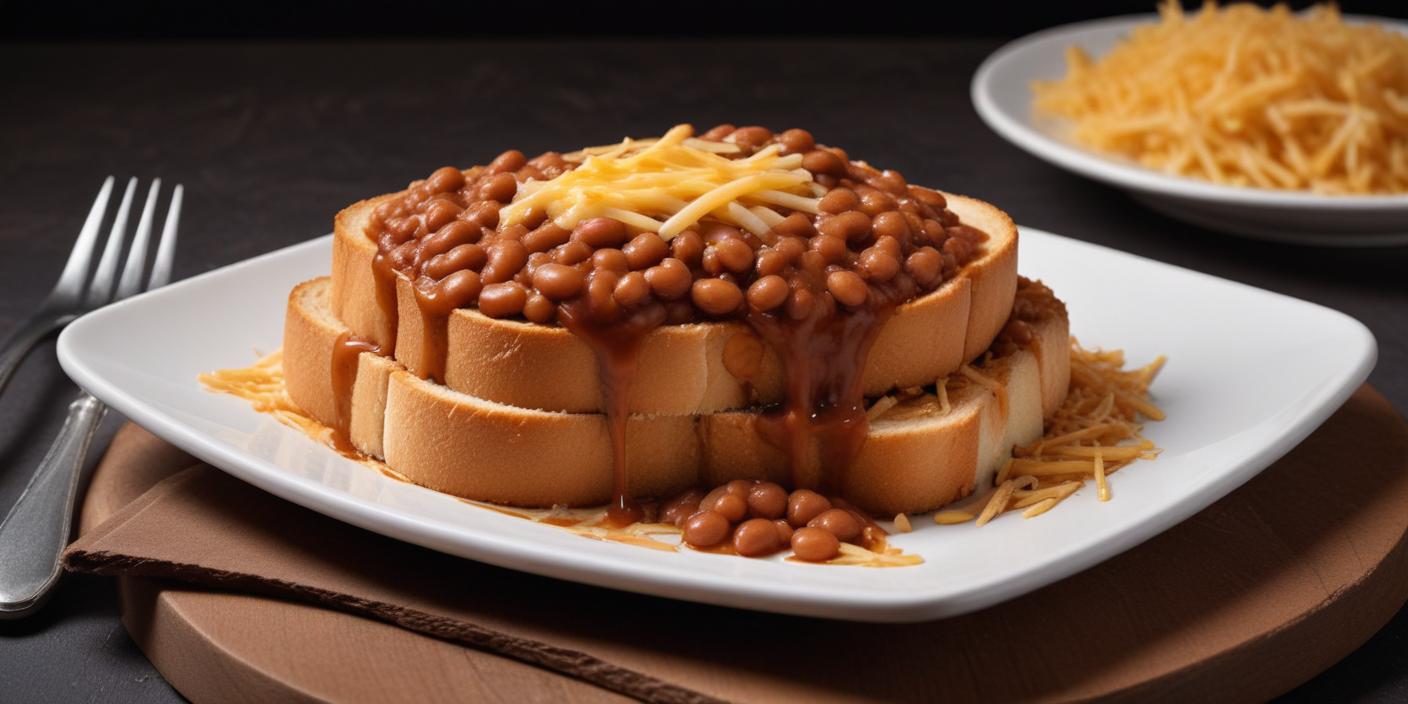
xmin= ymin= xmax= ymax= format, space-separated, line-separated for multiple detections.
xmin=971 ymin=13 xmax=1408 ymax=212
xmin=56 ymin=230 xmax=1378 ymax=622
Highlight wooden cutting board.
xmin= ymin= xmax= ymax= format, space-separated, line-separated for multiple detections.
xmin=79 ymin=386 xmax=1408 ymax=703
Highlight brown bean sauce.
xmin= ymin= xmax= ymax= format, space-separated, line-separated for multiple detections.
xmin=329 ymin=332 xmax=382 ymax=451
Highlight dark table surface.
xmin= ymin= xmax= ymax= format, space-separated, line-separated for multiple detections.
xmin=1 ymin=39 xmax=1406 ymax=702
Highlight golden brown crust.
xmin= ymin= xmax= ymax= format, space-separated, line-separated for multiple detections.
xmin=330 ymin=191 xmax=1018 ymax=415
xmin=282 ymin=277 xmax=1070 ymax=515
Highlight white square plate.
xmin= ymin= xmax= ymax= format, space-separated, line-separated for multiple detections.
xmin=57 ymin=229 xmax=1376 ymax=622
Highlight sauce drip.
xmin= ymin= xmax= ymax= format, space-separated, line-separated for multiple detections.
xmin=558 ymin=298 xmax=667 ymax=527
xmin=329 ymin=331 xmax=381 ymax=453
xmin=749 ymin=302 xmax=896 ymax=493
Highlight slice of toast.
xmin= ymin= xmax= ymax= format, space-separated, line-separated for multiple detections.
xmin=329 ymin=190 xmax=1019 ymax=415
xmin=284 ymin=277 xmax=1068 ymax=515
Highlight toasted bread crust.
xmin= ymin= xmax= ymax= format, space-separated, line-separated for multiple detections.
xmin=283 ymin=277 xmax=1069 ymax=514
xmin=329 ymin=191 xmax=1017 ymax=415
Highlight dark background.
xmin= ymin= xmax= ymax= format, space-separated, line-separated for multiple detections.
xmin=2 ymin=1 xmax=1407 ymax=702
xmin=4 ymin=0 xmax=1408 ymax=39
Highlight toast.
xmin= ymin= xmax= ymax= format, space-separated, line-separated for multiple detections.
xmin=284 ymin=277 xmax=1069 ymax=515
xmin=329 ymin=191 xmax=1017 ymax=414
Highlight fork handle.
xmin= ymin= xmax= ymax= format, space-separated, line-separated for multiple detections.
xmin=0 ymin=393 xmax=105 ymax=618
xmin=0 ymin=314 xmax=70 ymax=398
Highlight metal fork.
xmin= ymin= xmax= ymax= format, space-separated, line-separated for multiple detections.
xmin=0 ymin=176 xmax=182 ymax=618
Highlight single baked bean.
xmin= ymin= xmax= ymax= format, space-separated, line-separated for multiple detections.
xmin=827 ymin=270 xmax=869 ymax=307
xmin=424 ymin=243 xmax=487 ymax=279
xmin=733 ymin=518 xmax=783 ymax=557
xmin=700 ymin=123 xmax=735 ymax=141
xmin=725 ymin=479 xmax=754 ymax=496
xmin=942 ymin=236 xmax=972 ymax=263
xmin=670 ymin=230 xmax=704 ymax=266
xmin=903 ymin=211 xmax=926 ymax=238
xmin=613 ymin=271 xmax=651 ymax=307
xmin=554 ymin=240 xmax=593 ymax=266
xmin=389 ymin=240 xmax=417 ymax=269
xmin=818 ymin=187 xmax=859 ymax=215
xmin=488 ymin=149 xmax=527 ymax=174
xmin=798 ymin=250 xmax=827 ymax=279
xmin=481 ymin=240 xmax=528 ymax=284
xmin=425 ymin=166 xmax=465 ymax=194
xmin=591 ymin=248 xmax=629 ymax=274
xmin=387 ymin=215 xmax=417 ymax=241
xmin=438 ymin=269 xmax=482 ymax=309
xmin=417 ymin=220 xmax=479 ymax=264
xmin=777 ymin=128 xmax=815 ymax=154
xmin=585 ymin=271 xmax=620 ymax=319
xmin=522 ymin=293 xmax=556 ymax=324
xmin=790 ymin=527 xmax=840 ymax=562
xmin=525 ymin=250 xmax=551 ymax=274
xmin=808 ymin=508 xmax=862 ymax=542
xmin=463 ymin=200 xmax=501 ymax=230
xmin=698 ymin=485 xmax=728 ymax=514
xmin=941 ymin=251 xmax=959 ymax=280
xmin=810 ymin=234 xmax=847 ymax=264
xmin=523 ymin=222 xmax=571 ymax=253
xmin=700 ymin=223 xmax=743 ymax=244
xmin=479 ymin=172 xmax=517 ymax=203
xmin=859 ymin=248 xmax=900 ymax=282
xmin=573 ymin=217 xmax=629 ymax=248
xmin=774 ymin=235 xmax=807 ymax=263
xmin=772 ymin=212 xmax=815 ymax=239
xmin=682 ymin=511 xmax=731 ymax=548
xmin=875 ymin=235 xmax=901 ymax=257
xmin=712 ymin=493 xmax=748 ymax=522
xmin=818 ymin=210 xmax=872 ymax=242
xmin=423 ymin=198 xmax=463 ymax=232
xmin=774 ymin=519 xmax=794 ymax=544
xmin=729 ymin=126 xmax=773 ymax=148
xmin=747 ymin=482 xmax=788 ymax=519
xmin=644 ymin=258 xmax=691 ymax=300
xmin=660 ymin=489 xmax=707 ymax=527
xmin=801 ymin=149 xmax=845 ymax=177
xmin=909 ymin=185 xmax=947 ymax=208
xmin=869 ymin=170 xmax=908 ymax=194
xmin=846 ymin=162 xmax=872 ymax=182
xmin=747 ymin=275 xmax=789 ymax=312
xmin=531 ymin=263 xmax=585 ymax=301
xmin=786 ymin=287 xmax=815 ymax=321
xmin=477 ymin=282 xmax=528 ymax=318
xmin=871 ymin=211 xmax=911 ymax=242
xmin=712 ymin=238 xmax=754 ymax=274
xmin=623 ymin=232 xmax=668 ymax=270
xmin=691 ymin=278 xmax=744 ymax=316
xmin=754 ymin=248 xmax=787 ymax=277
xmin=787 ymin=490 xmax=832 ymax=527
xmin=498 ymin=224 xmax=528 ymax=242
xmin=858 ymin=189 xmax=897 ymax=217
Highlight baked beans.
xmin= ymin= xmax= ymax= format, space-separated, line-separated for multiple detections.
xmin=667 ymin=479 xmax=889 ymax=562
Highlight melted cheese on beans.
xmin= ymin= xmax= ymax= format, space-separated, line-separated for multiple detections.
xmin=499 ymin=124 xmax=822 ymax=240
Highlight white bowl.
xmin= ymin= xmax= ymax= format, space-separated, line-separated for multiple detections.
xmin=971 ymin=14 xmax=1408 ymax=247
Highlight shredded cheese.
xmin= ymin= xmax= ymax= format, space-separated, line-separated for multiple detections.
xmin=499 ymin=124 xmax=821 ymax=239
xmin=1033 ymin=2 xmax=1408 ymax=194
xmin=936 ymin=339 xmax=1165 ymax=527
